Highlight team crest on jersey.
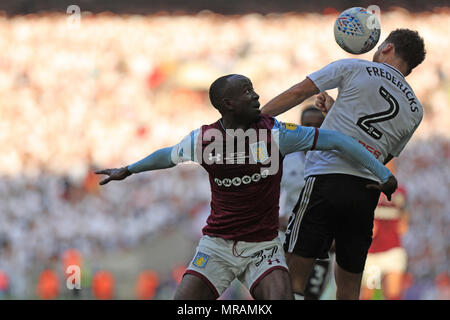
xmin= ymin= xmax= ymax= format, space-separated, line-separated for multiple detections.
xmin=249 ymin=141 xmax=269 ymax=163
xmin=192 ymin=252 xmax=209 ymax=268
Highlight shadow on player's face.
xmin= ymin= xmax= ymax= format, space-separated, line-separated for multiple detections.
xmin=223 ymin=75 xmax=261 ymax=123
xmin=301 ymin=111 xmax=324 ymax=128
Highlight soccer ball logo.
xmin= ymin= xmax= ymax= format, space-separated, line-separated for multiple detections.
xmin=334 ymin=7 xmax=381 ymax=54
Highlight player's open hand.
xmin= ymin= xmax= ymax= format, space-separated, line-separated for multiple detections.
xmin=366 ymin=175 xmax=398 ymax=201
xmin=315 ymin=92 xmax=334 ymax=114
xmin=95 ymin=167 xmax=132 ymax=185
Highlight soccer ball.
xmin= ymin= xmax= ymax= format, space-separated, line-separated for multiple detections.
xmin=334 ymin=7 xmax=381 ymax=54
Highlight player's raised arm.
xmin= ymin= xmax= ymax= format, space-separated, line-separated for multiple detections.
xmin=263 ymin=59 xmax=356 ymax=117
xmin=261 ymin=78 xmax=319 ymax=117
xmin=95 ymin=129 xmax=199 ymax=185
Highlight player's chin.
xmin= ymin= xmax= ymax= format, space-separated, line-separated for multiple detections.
xmin=252 ymin=108 xmax=261 ymax=120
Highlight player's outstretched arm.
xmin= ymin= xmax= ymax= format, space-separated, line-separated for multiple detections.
xmin=261 ymin=78 xmax=319 ymax=117
xmin=95 ymin=147 xmax=176 ymax=185
xmin=315 ymin=129 xmax=398 ymax=199
xmin=276 ymin=121 xmax=397 ymax=199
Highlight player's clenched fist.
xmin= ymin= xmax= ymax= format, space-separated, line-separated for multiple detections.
xmin=95 ymin=167 xmax=132 ymax=185
xmin=366 ymin=175 xmax=398 ymax=201
xmin=315 ymin=91 xmax=334 ymax=114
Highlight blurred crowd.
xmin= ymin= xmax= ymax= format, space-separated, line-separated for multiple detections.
xmin=397 ymin=136 xmax=450 ymax=300
xmin=0 ymin=165 xmax=210 ymax=297
xmin=0 ymin=9 xmax=448 ymax=299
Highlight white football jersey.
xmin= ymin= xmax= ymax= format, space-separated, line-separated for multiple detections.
xmin=305 ymin=58 xmax=423 ymax=182
xmin=280 ymin=151 xmax=306 ymax=218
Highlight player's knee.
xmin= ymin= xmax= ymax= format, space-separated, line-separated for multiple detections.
xmin=286 ymin=253 xmax=315 ymax=294
xmin=174 ymin=274 xmax=217 ymax=300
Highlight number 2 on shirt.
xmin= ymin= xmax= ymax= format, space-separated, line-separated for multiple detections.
xmin=356 ymin=86 xmax=399 ymax=140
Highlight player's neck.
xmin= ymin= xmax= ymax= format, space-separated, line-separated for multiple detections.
xmin=379 ymin=57 xmax=409 ymax=77
xmin=221 ymin=116 xmax=254 ymax=131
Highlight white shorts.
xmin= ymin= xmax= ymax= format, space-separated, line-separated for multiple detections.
xmin=362 ymin=247 xmax=407 ymax=289
xmin=185 ymin=235 xmax=289 ymax=298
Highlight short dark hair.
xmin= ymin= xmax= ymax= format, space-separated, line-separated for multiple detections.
xmin=385 ymin=29 xmax=426 ymax=75
xmin=301 ymin=105 xmax=323 ymax=123
xmin=209 ymin=74 xmax=236 ymax=111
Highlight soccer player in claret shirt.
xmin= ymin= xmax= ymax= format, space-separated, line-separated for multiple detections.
xmin=262 ymin=29 xmax=425 ymax=300
xmin=361 ymin=160 xmax=410 ymax=300
xmin=96 ymin=74 xmax=396 ymax=300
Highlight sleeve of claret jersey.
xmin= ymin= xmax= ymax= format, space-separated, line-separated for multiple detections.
xmin=127 ymin=128 xmax=200 ymax=173
xmin=314 ymin=129 xmax=392 ymax=183
xmin=274 ymin=119 xmax=318 ymax=156
xmin=275 ymin=120 xmax=392 ymax=183
xmin=307 ymin=58 xmax=357 ymax=92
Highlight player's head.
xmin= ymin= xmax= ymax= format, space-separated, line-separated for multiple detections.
xmin=301 ymin=106 xmax=324 ymax=128
xmin=209 ymin=74 xmax=261 ymax=122
xmin=372 ymin=29 xmax=426 ymax=76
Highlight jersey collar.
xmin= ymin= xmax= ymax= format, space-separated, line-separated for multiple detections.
xmin=382 ymin=63 xmax=404 ymax=78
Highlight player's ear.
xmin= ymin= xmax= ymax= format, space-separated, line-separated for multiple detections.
xmin=381 ymin=42 xmax=394 ymax=55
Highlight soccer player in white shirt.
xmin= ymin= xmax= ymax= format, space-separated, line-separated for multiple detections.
xmin=279 ymin=107 xmax=325 ymax=233
xmin=280 ymin=107 xmax=337 ymax=300
xmin=262 ymin=29 xmax=426 ymax=300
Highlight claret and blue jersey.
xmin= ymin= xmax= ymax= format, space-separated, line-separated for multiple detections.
xmin=127 ymin=110 xmax=393 ymax=243
xmin=170 ymin=114 xmax=319 ymax=242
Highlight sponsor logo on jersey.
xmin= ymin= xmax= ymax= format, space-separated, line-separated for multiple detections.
xmin=358 ymin=140 xmax=382 ymax=159
xmin=214 ymin=169 xmax=270 ymax=187
xmin=224 ymin=151 xmax=248 ymax=164
xmin=208 ymin=153 xmax=222 ymax=162
xmin=192 ymin=252 xmax=209 ymax=268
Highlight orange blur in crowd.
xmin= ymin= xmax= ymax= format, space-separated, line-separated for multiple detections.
xmin=92 ymin=271 xmax=115 ymax=300
xmin=135 ymin=270 xmax=159 ymax=300
xmin=37 ymin=270 xmax=60 ymax=300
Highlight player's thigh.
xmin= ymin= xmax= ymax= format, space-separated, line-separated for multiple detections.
xmin=252 ymin=268 xmax=293 ymax=300
xmin=334 ymin=179 xmax=380 ymax=275
xmin=286 ymin=252 xmax=316 ymax=294
xmin=334 ymin=263 xmax=363 ymax=300
xmin=174 ymin=273 xmax=217 ymax=300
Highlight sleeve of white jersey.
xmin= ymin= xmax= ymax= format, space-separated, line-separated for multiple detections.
xmin=307 ymin=59 xmax=357 ymax=92
xmin=170 ymin=128 xmax=201 ymax=164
